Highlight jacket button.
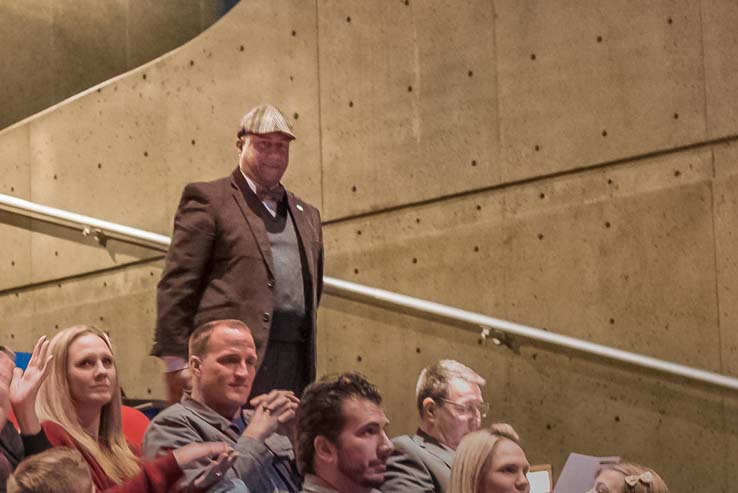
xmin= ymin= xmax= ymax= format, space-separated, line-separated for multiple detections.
xmin=267 ymin=279 xmax=274 ymax=288
xmin=262 ymin=313 xmax=271 ymax=322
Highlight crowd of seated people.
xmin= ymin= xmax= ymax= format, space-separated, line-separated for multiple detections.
xmin=0 ymin=319 xmax=669 ymax=493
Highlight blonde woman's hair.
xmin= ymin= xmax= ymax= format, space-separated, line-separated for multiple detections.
xmin=7 ymin=447 xmax=93 ymax=493
xmin=449 ymin=423 xmax=522 ymax=493
xmin=36 ymin=325 xmax=140 ymax=484
xmin=598 ymin=462 xmax=669 ymax=493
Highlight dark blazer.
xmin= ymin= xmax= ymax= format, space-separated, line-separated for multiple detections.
xmin=382 ymin=431 xmax=454 ymax=493
xmin=153 ymin=168 xmax=323 ymax=381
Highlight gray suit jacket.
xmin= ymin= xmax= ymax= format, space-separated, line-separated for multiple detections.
xmin=143 ymin=395 xmax=300 ymax=492
xmin=381 ymin=431 xmax=454 ymax=493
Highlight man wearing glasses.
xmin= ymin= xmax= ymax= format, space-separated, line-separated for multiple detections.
xmin=381 ymin=360 xmax=487 ymax=493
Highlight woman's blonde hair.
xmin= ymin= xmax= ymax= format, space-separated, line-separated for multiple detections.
xmin=36 ymin=325 xmax=140 ymax=484
xmin=598 ymin=462 xmax=669 ymax=493
xmin=449 ymin=423 xmax=523 ymax=493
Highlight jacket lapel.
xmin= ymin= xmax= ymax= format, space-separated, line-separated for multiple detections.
xmin=230 ymin=171 xmax=275 ymax=278
xmin=415 ymin=433 xmax=454 ymax=468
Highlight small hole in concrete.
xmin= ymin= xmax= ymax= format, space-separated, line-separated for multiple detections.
xmin=191 ymin=139 xmax=196 ymax=146
xmin=189 ymin=60 xmax=194 ymax=66
xmin=356 ymin=230 xmax=362 ymax=235
xmin=97 ymin=163 xmax=102 ymax=169
xmin=150 ymin=271 xmax=155 ymax=276
xmin=416 ymin=218 xmax=420 ymax=223
xmin=597 ymin=35 xmax=603 ymax=43
xmin=356 ymin=355 xmax=362 ymax=362
xmin=10 ymin=261 xmax=14 ymax=266
xmin=354 ymin=268 xmax=359 ymax=274
xmin=293 ymin=112 xmax=299 ymax=120
xmin=667 ymin=17 xmax=673 ymax=24
xmin=54 ymin=324 xmax=59 ymax=329
xmin=473 ymin=246 xmax=479 ymax=252
xmin=103 ymin=282 xmax=107 ymax=287
xmin=57 ymin=283 xmax=62 ymax=288
xmin=289 ymin=75 xmax=294 ymax=82
xmin=673 ymin=113 xmax=679 ymax=120
xmin=539 ymin=192 xmax=545 ymax=199
xmin=10 ymin=187 xmax=14 ymax=192
xmin=351 ymin=185 xmax=357 ymax=192
xmin=144 ymin=151 xmax=149 ymax=157
xmin=346 ymin=16 xmax=351 ymax=23
xmin=291 ymin=30 xmax=297 ymax=36
xmin=239 ymin=45 xmax=244 ymax=51
xmin=609 ymin=318 xmax=615 ymax=324
xmin=407 ymin=85 xmax=413 ymax=92
xmin=674 ymin=170 xmax=682 ymax=177
xmin=10 ymin=334 xmax=14 ymax=340
xmin=546 ymin=423 xmax=552 ymax=430
xmin=468 ymin=70 xmax=473 ymax=77
xmin=147 ymin=388 xmax=152 ymax=394
xmin=142 ymin=73 xmax=147 ymax=80
xmin=416 ymin=347 xmax=421 ymax=353
xmin=412 ymin=257 xmax=418 ymax=264
xmin=602 ymin=130 xmax=608 ymax=137
xmin=534 ymin=144 xmax=540 ymax=151
xmin=53 ymin=174 xmax=57 ymax=180
xmin=54 ymin=251 xmax=58 ymax=256
xmin=349 ymin=101 xmax=354 ymax=107
xmin=607 ymin=178 xmax=613 ymax=184
xmin=405 ymin=0 xmax=409 ymax=5
xmin=538 ymin=233 xmax=544 ymax=240
xmin=476 ymin=204 xmax=482 ymax=211
xmin=615 ymin=415 xmax=621 ymax=422
xmin=605 ymin=221 xmax=611 ymax=228
xmin=99 ymin=316 xmax=104 ymax=321
xmin=471 ymin=160 xmax=477 ymax=166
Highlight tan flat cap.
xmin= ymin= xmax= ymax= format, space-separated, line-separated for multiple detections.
xmin=239 ymin=104 xmax=296 ymax=140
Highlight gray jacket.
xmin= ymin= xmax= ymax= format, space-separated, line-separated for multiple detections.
xmin=381 ymin=430 xmax=454 ymax=493
xmin=143 ymin=395 xmax=300 ymax=492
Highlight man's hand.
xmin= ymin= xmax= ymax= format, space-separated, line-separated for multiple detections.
xmin=10 ymin=336 xmax=53 ymax=435
xmin=243 ymin=390 xmax=300 ymax=441
xmin=164 ymin=367 xmax=192 ymax=406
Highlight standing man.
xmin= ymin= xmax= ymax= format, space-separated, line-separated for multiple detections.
xmin=153 ymin=104 xmax=323 ymax=404
xmin=381 ymin=360 xmax=487 ymax=493
xmin=294 ymin=373 xmax=394 ymax=493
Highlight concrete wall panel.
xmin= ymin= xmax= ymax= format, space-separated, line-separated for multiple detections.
xmin=0 ymin=1 xmax=55 ymax=128
xmin=702 ymin=0 xmax=738 ymax=138
xmin=714 ymin=141 xmax=738 ymax=377
xmin=495 ymin=0 xmax=707 ymax=182
xmin=0 ymin=125 xmax=32 ymax=290
xmin=318 ymin=0 xmax=498 ymax=219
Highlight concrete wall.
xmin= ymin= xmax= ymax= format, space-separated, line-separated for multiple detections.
xmin=0 ymin=0 xmax=237 ymax=130
xmin=1 ymin=0 xmax=737 ymax=489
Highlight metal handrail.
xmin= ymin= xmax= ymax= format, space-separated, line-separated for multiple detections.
xmin=2 ymin=191 xmax=737 ymax=391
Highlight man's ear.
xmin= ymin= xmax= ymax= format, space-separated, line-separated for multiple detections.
xmin=422 ymin=397 xmax=437 ymax=420
xmin=189 ymin=355 xmax=202 ymax=376
xmin=314 ymin=435 xmax=337 ymax=465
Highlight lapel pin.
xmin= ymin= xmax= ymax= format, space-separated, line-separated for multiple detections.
xmin=296 ymin=204 xmax=304 ymax=212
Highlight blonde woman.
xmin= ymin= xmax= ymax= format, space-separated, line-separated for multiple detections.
xmin=588 ymin=462 xmax=668 ymax=493
xmin=11 ymin=327 xmax=235 ymax=492
xmin=450 ymin=424 xmax=530 ymax=493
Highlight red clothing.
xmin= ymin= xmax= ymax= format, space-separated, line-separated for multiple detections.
xmin=41 ymin=421 xmax=183 ymax=493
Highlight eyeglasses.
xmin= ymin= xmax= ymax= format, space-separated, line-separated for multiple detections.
xmin=439 ymin=399 xmax=489 ymax=418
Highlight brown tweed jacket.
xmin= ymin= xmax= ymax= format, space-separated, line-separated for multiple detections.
xmin=152 ymin=168 xmax=323 ymax=381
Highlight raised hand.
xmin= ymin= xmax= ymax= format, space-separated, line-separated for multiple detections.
xmin=243 ymin=390 xmax=300 ymax=441
xmin=9 ymin=336 xmax=53 ymax=434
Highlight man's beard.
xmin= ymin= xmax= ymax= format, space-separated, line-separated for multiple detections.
xmin=336 ymin=454 xmax=384 ymax=489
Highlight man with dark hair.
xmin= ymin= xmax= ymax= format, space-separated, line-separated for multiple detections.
xmin=295 ymin=373 xmax=393 ymax=493
xmin=154 ymin=103 xmax=324 ymax=404
xmin=144 ymin=319 xmax=302 ymax=492
xmin=382 ymin=360 xmax=487 ymax=493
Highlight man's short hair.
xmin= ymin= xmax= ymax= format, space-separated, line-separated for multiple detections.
xmin=295 ymin=372 xmax=383 ymax=475
xmin=415 ymin=360 xmax=485 ymax=417
xmin=7 ymin=447 xmax=93 ymax=493
xmin=188 ymin=319 xmax=252 ymax=358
